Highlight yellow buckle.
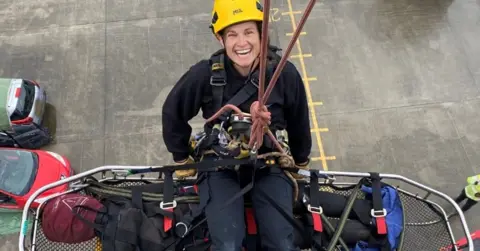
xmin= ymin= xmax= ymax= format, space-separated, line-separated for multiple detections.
xmin=266 ymin=158 xmax=276 ymax=165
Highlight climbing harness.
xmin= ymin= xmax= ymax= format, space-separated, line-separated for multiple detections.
xmin=192 ymin=44 xmax=284 ymax=157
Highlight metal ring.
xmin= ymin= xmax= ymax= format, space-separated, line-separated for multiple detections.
xmin=175 ymin=222 xmax=189 ymax=238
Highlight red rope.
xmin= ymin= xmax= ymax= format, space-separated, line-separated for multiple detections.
xmin=248 ymin=101 xmax=271 ymax=149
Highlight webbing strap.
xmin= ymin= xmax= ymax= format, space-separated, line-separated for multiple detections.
xmin=309 ymin=172 xmax=323 ymax=233
xmin=367 ymin=173 xmax=393 ymax=251
xmin=245 ymin=208 xmax=257 ymax=234
xmin=162 ymin=170 xmax=175 ymax=232
xmin=129 ymin=158 xmax=254 ymax=175
xmin=370 ymin=172 xmax=387 ymax=235
xmin=308 ymin=172 xmax=325 ymax=250
xmin=71 ymin=204 xmax=107 ymax=232
xmin=217 ymin=78 xmax=259 ymax=122
xmin=245 ymin=207 xmax=258 ymax=250
xmin=210 ymin=52 xmax=227 ymax=116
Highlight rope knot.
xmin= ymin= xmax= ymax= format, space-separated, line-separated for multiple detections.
xmin=248 ymin=101 xmax=272 ymax=149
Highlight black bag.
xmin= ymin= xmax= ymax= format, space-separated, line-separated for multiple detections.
xmin=0 ymin=123 xmax=52 ymax=149
xmin=74 ymin=184 xmax=210 ymax=251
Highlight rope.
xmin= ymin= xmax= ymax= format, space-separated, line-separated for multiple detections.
xmin=248 ymin=101 xmax=271 ymax=150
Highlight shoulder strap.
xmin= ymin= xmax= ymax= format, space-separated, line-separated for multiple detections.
xmin=210 ymin=49 xmax=227 ymax=115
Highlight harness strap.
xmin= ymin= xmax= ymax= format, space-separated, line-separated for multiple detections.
xmin=245 ymin=207 xmax=257 ymax=234
xmin=370 ymin=172 xmax=387 ymax=235
xmin=209 ymin=61 xmax=257 ymax=123
xmin=161 ymin=170 xmax=176 ymax=232
xmin=309 ymin=172 xmax=323 ymax=233
xmin=208 ymin=45 xmax=282 ymax=124
xmin=366 ymin=173 xmax=393 ymax=251
xmin=245 ymin=206 xmax=259 ymax=250
xmin=307 ymin=172 xmax=326 ymax=251
xmin=210 ymin=51 xmax=227 ymax=118
xmin=127 ymin=158 xmax=254 ymax=174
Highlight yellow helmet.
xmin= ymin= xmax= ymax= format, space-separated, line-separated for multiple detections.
xmin=210 ymin=0 xmax=264 ymax=35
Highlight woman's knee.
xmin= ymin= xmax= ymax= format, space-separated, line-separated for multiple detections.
xmin=253 ymin=169 xmax=294 ymax=202
xmin=202 ymin=178 xmax=246 ymax=251
xmin=198 ymin=170 xmax=243 ymax=203
xmin=197 ymin=170 xmax=246 ymax=242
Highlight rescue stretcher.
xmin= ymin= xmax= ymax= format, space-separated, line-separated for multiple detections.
xmin=17 ymin=164 xmax=475 ymax=251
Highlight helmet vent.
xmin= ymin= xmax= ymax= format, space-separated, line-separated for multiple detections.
xmin=256 ymin=1 xmax=263 ymax=12
xmin=212 ymin=12 xmax=218 ymax=24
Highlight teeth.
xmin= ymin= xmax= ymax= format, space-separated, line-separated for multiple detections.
xmin=236 ymin=49 xmax=251 ymax=55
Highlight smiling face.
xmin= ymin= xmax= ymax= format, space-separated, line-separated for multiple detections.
xmin=217 ymin=21 xmax=261 ymax=76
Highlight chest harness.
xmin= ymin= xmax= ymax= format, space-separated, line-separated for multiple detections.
xmin=190 ymin=45 xmax=291 ymax=162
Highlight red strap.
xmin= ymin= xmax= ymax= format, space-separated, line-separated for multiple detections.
xmin=193 ymin=185 xmax=199 ymax=194
xmin=245 ymin=208 xmax=257 ymax=234
xmin=375 ymin=216 xmax=387 ymax=234
xmin=311 ymin=213 xmax=323 ymax=232
xmin=164 ymin=208 xmax=173 ymax=232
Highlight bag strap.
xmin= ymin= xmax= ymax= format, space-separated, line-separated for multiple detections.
xmin=369 ymin=172 xmax=388 ymax=235
xmin=366 ymin=172 xmax=393 ymax=251
xmin=308 ymin=172 xmax=326 ymax=249
xmin=71 ymin=204 xmax=107 ymax=233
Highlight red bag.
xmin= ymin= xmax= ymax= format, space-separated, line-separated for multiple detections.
xmin=41 ymin=193 xmax=105 ymax=243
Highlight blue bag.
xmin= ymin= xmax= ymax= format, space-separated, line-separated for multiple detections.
xmin=350 ymin=185 xmax=404 ymax=251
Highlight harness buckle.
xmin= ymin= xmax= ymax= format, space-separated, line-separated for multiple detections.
xmin=307 ymin=205 xmax=323 ymax=214
xmin=370 ymin=208 xmax=387 ymax=217
xmin=160 ymin=200 xmax=177 ymax=210
xmin=210 ymin=76 xmax=226 ymax=86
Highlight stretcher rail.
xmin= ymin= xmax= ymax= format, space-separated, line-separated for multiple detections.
xmin=18 ymin=165 xmax=475 ymax=251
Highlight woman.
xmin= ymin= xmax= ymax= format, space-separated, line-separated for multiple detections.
xmin=162 ymin=0 xmax=312 ymax=250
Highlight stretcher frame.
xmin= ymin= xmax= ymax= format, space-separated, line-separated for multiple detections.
xmin=17 ymin=165 xmax=475 ymax=251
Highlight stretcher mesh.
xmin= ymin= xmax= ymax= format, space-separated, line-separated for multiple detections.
xmin=325 ymin=184 xmax=456 ymax=251
xmin=25 ymin=180 xmax=458 ymax=251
